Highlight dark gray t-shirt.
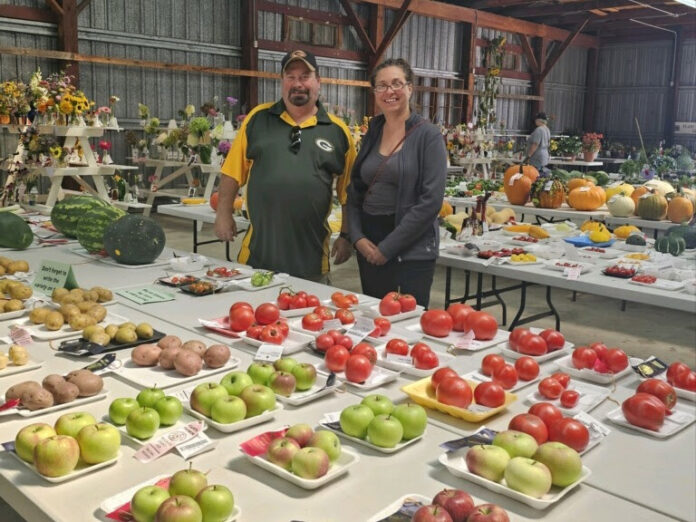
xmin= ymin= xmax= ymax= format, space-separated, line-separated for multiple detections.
xmin=527 ymin=125 xmax=550 ymax=168
xmin=360 ymin=147 xmax=401 ymax=215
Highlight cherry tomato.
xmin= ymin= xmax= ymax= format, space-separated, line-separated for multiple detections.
xmin=528 ymin=402 xmax=564 ymax=431
xmin=481 ymin=354 xmax=506 ymax=377
xmin=539 ymin=329 xmax=565 ymax=351
xmin=446 ymin=303 xmax=474 ymax=332
xmin=255 ymin=303 xmax=280 ymax=325
xmin=636 ymin=379 xmax=677 ymax=412
xmin=301 ymin=313 xmax=323 ymax=331
xmin=508 ymin=413 xmax=548 ymax=444
xmin=604 ymin=348 xmax=628 ymax=373
xmin=373 ymin=317 xmax=391 ymax=336
xmin=430 ymin=367 xmax=459 ymax=392
xmin=548 ymin=417 xmax=590 ymax=451
xmin=344 ymin=354 xmax=373 ymax=383
xmin=351 ymin=343 xmax=377 ymax=366
xmin=420 ymin=309 xmax=453 ymax=338
xmin=518 ymin=334 xmax=548 ymax=356
xmin=560 ymin=389 xmax=580 ymax=408
xmin=551 ymin=372 xmax=571 ymax=389
xmin=413 ymin=349 xmax=439 ymax=370
xmin=538 ymin=377 xmax=564 ymax=399
xmin=572 ymin=347 xmax=598 ymax=370
xmin=325 ymin=345 xmax=350 ymax=372
xmin=386 ymin=338 xmax=409 ymax=356
xmin=436 ymin=377 xmax=473 ymax=409
xmin=473 ymin=381 xmax=506 ymax=408
xmin=492 ymin=364 xmax=518 ymax=390
xmin=514 ymin=356 xmax=540 ymax=381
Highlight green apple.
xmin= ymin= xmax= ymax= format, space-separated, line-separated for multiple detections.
xmin=291 ymin=363 xmax=317 ymax=391
xmin=361 ymin=394 xmax=394 ymax=416
xmin=109 ymin=398 xmax=140 ymax=426
xmin=533 ymin=441 xmax=583 ymax=487
xmin=274 ymin=357 xmax=298 ymax=373
xmin=367 ymin=414 xmax=403 ymax=448
xmin=285 ymin=423 xmax=314 ymax=447
xmin=196 ymin=484 xmax=235 ymax=522
xmin=190 ymin=383 xmax=229 ymax=417
xmin=465 ymin=444 xmax=511 ymax=482
xmin=210 ymin=396 xmax=246 ymax=424
xmin=136 ymin=386 xmax=165 ymax=408
xmin=339 ymin=404 xmax=374 ymax=439
xmin=54 ymin=412 xmax=97 ymax=439
xmin=155 ymin=495 xmax=202 ymax=522
xmin=154 ymin=396 xmax=183 ymax=426
xmin=130 ymin=485 xmax=170 ymax=522
xmin=307 ymin=430 xmax=341 ymax=462
xmin=266 ymin=437 xmax=301 ymax=470
xmin=219 ymin=371 xmax=253 ymax=396
xmin=33 ymin=435 xmax=80 ymax=478
xmin=126 ymin=407 xmax=160 ymax=440
xmin=391 ymin=403 xmax=427 ymax=440
xmin=14 ymin=423 xmax=56 ymax=463
xmin=504 ymin=456 xmax=553 ymax=498
xmin=169 ymin=463 xmax=208 ymax=498
xmin=239 ymin=384 xmax=276 ymax=417
xmin=290 ymin=447 xmax=330 ymax=479
xmin=246 ymin=362 xmax=275 ymax=385
xmin=268 ymin=371 xmax=297 ymax=397
xmin=76 ymin=422 xmax=121 ymax=464
xmin=492 ymin=429 xmax=539 ymax=458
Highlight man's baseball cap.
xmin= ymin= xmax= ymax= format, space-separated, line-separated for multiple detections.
xmin=281 ymin=50 xmax=318 ymax=73
xmin=535 ymin=112 xmax=548 ymax=121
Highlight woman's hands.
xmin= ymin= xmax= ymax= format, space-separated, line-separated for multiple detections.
xmin=355 ymin=238 xmax=388 ymax=265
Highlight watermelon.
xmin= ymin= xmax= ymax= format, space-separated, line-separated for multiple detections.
xmin=51 ymin=195 xmax=110 ymax=238
xmin=0 ymin=212 xmax=33 ymax=249
xmin=103 ymin=215 xmax=166 ymax=264
xmin=76 ymin=206 xmax=126 ymax=253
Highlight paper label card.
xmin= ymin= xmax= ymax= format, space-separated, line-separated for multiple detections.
xmin=564 ymin=267 xmax=582 ymax=280
xmin=254 ymin=344 xmax=283 ymax=362
xmin=32 ymin=260 xmax=78 ymax=294
xmin=116 ymin=286 xmax=175 ymax=305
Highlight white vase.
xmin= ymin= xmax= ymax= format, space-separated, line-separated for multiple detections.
xmin=108 ymin=116 xmax=118 ymax=129
xmin=102 ymin=152 xmax=114 ymax=165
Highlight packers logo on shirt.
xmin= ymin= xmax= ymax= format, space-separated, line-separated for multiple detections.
xmin=315 ymin=138 xmax=334 ymax=152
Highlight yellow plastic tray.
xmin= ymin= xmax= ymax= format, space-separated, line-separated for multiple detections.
xmin=401 ymin=377 xmax=516 ymax=422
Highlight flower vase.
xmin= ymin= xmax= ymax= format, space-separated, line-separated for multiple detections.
xmin=198 ymin=146 xmax=212 ymax=165
xmin=108 ymin=116 xmax=118 ymax=129
xmin=583 ymin=151 xmax=598 ymax=162
xmin=92 ymin=117 xmax=103 ymax=128
xmin=102 ymin=152 xmax=114 ymax=165
xmin=74 ymin=115 xmax=86 ymax=127
xmin=210 ymin=147 xmax=220 ymax=166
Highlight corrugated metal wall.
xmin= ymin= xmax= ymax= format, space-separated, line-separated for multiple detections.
xmin=545 ymin=45 xmax=587 ymax=134
xmin=676 ymin=39 xmax=696 ymax=151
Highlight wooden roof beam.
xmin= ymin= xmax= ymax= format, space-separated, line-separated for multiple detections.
xmin=506 ymin=0 xmax=640 ymax=19
xmin=540 ymin=18 xmax=589 ymax=81
xmin=0 ymin=5 xmax=56 ymax=23
xmin=76 ymin=0 xmax=91 ymax=15
xmin=518 ymin=34 xmax=539 ymax=75
xmin=45 ymin=0 xmax=63 ymax=16
xmin=468 ymin=0 xmax=534 ymax=8
xmin=338 ymin=0 xmax=377 ymax=55
xmin=373 ymin=0 xmax=414 ymax=64
xmin=538 ymin=6 xmax=691 ymax=26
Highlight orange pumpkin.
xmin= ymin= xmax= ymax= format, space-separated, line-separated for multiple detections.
xmin=567 ymin=177 xmax=594 ymax=192
xmin=666 ymin=194 xmax=694 ymax=223
xmin=439 ymin=201 xmax=453 ymax=218
xmin=233 ymin=196 xmax=244 ymax=212
xmin=503 ymin=164 xmax=538 ymax=206
xmin=504 ymin=164 xmax=539 ymax=183
xmin=631 ymin=186 xmax=650 ymax=212
xmin=210 ymin=192 xmax=219 ymax=211
xmin=568 ymin=185 xmax=606 ymax=211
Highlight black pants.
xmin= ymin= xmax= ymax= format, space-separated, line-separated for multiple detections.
xmin=356 ymin=212 xmax=436 ymax=308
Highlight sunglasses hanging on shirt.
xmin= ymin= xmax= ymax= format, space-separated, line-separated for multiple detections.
xmin=289 ymin=126 xmax=302 ymax=154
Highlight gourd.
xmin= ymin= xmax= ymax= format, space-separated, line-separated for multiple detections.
xmin=593 ymin=171 xmax=610 ymax=187
xmin=606 ymin=192 xmax=635 ymax=218
xmin=0 ymin=212 xmax=33 ymax=249
xmin=626 ymin=234 xmax=646 ymax=246
xmin=635 ymin=191 xmax=668 ymax=221
xmin=439 ymin=201 xmax=453 ymax=218
xmin=613 ymin=225 xmax=641 ymax=239
xmin=528 ymin=225 xmax=550 ymax=239
xmin=489 ymin=208 xmax=516 ymax=224
xmin=581 ymin=219 xmax=605 ymax=233
xmin=503 ymin=164 xmax=538 ymax=205
xmin=568 ymin=185 xmax=606 ymax=211
xmin=50 ymin=195 xmax=110 ymax=238
xmin=531 ymin=177 xmax=565 ymax=209
xmin=630 ymin=186 xmax=650 ymax=211
xmin=103 ymin=215 xmax=166 ymax=265
xmin=604 ymin=182 xmax=635 ymax=200
xmin=655 ymin=235 xmax=686 ymax=256
xmin=643 ymin=179 xmax=674 ymax=197
xmin=666 ymin=193 xmax=694 ymax=224
xmin=666 ymin=225 xmax=696 ymax=249
xmin=567 ymin=177 xmax=594 ymax=192
xmin=589 ymin=225 xmax=611 ymax=243
xmin=76 ymin=206 xmax=127 ymax=253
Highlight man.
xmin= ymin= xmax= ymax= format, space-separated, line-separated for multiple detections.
xmin=525 ymin=111 xmax=551 ymax=170
xmin=214 ymin=50 xmax=356 ymax=281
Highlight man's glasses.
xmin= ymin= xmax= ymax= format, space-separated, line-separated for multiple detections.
xmin=289 ymin=126 xmax=302 ymax=154
xmin=373 ymin=80 xmax=409 ymax=93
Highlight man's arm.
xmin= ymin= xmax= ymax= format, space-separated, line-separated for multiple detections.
xmin=214 ymin=175 xmax=240 ymax=241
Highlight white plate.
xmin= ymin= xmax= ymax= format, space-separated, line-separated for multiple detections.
xmin=544 ymin=259 xmax=593 ymax=273
xmin=13 ymin=312 xmax=129 ymax=341
xmin=438 ymin=447 xmax=591 ymax=510
xmin=243 ymin=446 xmax=358 ymax=489
xmin=202 ymin=267 xmax=252 ymax=282
xmin=279 ymin=306 xmax=316 ymax=318
xmin=524 ymin=380 xmax=610 ymax=415
xmin=579 ymin=246 xmax=622 ymax=259
xmin=359 ymin=303 xmax=425 ymax=323
xmin=500 ymin=345 xmax=571 ymax=362
xmin=630 ymin=358 xmax=696 ymax=402
xmin=7 ymin=447 xmax=119 ymax=483
xmin=375 ymin=345 xmax=456 ymax=378
xmin=318 ymin=420 xmax=424 ymax=454
xmin=238 ymin=329 xmax=314 ymax=355
xmin=276 ymin=373 xmax=342 ymax=406
xmin=0 ymin=308 xmax=29 ymax=321
xmin=572 ymin=412 xmax=611 ymax=455
xmin=629 ymin=278 xmax=685 ymax=291
xmin=231 ymin=273 xmax=288 ymax=292
xmin=605 ymin=406 xmax=695 ymax=438
xmin=287 ymin=317 xmax=355 ymax=337
xmin=184 ymin=403 xmax=282 ymax=433
xmin=321 ymin=295 xmax=379 ymax=310
xmin=463 ymin=370 xmax=540 ymax=393
xmin=109 ymin=411 xmax=206 ymax=445
xmin=505 ymin=259 xmax=544 ymax=266
xmin=366 ymin=323 xmax=423 ymax=345
xmin=366 ymin=494 xmax=431 ymax=522
xmin=113 ymin=356 xmax=240 ymax=390
xmin=509 ymin=237 xmax=546 ymax=246
xmin=405 ymin=324 xmax=509 ymax=352
xmin=0 ymin=358 xmax=43 ymax=377
xmin=317 ymin=364 xmax=400 ymax=390
xmin=71 ymin=247 xmax=173 ymax=268
xmin=0 ymin=391 xmax=108 ymax=418
xmin=554 ymin=354 xmax=632 ymax=385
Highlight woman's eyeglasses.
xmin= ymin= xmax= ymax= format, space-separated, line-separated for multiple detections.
xmin=289 ymin=126 xmax=302 ymax=153
xmin=373 ymin=81 xmax=409 ymax=93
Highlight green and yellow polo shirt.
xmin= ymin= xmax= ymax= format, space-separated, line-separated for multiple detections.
xmin=221 ymin=99 xmax=356 ymax=279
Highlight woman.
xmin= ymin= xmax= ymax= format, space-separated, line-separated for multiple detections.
xmin=525 ymin=111 xmax=551 ymax=170
xmin=346 ymin=58 xmax=447 ymax=307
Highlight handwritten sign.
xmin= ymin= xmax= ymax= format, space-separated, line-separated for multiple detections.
xmin=31 ymin=260 xmax=78 ymax=295
xmin=116 ymin=286 xmax=175 ymax=305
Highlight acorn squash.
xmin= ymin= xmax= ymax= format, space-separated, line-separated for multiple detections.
xmin=655 ymin=235 xmax=686 ymax=257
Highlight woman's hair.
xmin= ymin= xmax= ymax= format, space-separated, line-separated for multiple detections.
xmin=369 ymin=58 xmax=415 ymax=87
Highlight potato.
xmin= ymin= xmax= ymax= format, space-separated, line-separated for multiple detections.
xmin=65 ymin=369 xmax=104 ymax=397
xmin=20 ymin=388 xmax=55 ymax=410
xmin=60 ymin=303 xmax=81 ymax=320
xmin=69 ymin=314 xmax=95 ymax=331
xmin=9 ymin=345 xmax=28 ymax=365
xmin=59 ymin=293 xmax=83 ymax=305
xmin=4 ymin=299 xmax=24 ymax=312
xmin=131 ymin=343 xmax=162 ymax=366
xmin=120 ymin=322 xmax=136 ymax=330
xmin=0 ymin=256 xmax=12 ymax=268
xmin=86 ymin=304 xmax=107 ymax=322
xmin=52 ymin=287 xmax=70 ymax=302
xmin=77 ymin=301 xmax=96 ymax=313
xmin=104 ymin=324 xmax=119 ymax=339
xmin=42 ymin=374 xmax=67 ymax=395
xmin=7 ymin=260 xmax=29 ymax=274
xmin=135 ymin=323 xmax=154 ymax=339
xmin=94 ymin=287 xmax=113 ymax=302
xmin=83 ymin=289 xmax=100 ymax=302
xmin=158 ymin=346 xmax=181 ymax=370
xmin=0 ymin=353 xmax=8 ymax=369
xmin=182 ymin=340 xmax=206 ymax=358
xmin=0 ymin=265 xmax=5 ymax=276
xmin=174 ymin=350 xmax=203 ymax=377
xmin=157 ymin=335 xmax=182 ymax=350
xmin=0 ymin=299 xmax=8 ymax=311
xmin=69 ymin=288 xmax=85 ymax=298
xmin=90 ymin=332 xmax=112 ymax=346
xmin=5 ymin=381 xmax=41 ymax=400
xmin=203 ymin=344 xmax=231 ymax=369
xmin=114 ymin=327 xmax=137 ymax=344
xmin=29 ymin=307 xmax=52 ymax=325
xmin=82 ymin=325 xmax=105 ymax=340
xmin=44 ymin=311 xmax=66 ymax=331
xmin=51 ymin=381 xmax=80 ymax=404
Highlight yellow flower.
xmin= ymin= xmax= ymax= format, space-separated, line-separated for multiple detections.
xmin=113 ymin=174 xmax=122 ymax=182
xmin=50 ymin=146 xmax=63 ymax=159
xmin=59 ymin=99 xmax=73 ymax=115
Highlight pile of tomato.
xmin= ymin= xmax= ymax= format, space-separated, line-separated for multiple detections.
xmin=384 ymin=339 xmax=439 ymax=370
xmin=301 ymin=306 xmax=355 ymax=331
xmin=316 ymin=332 xmax=377 ymax=384
xmin=419 ymin=304 xmax=498 ymax=340
xmin=508 ymin=327 xmax=565 ymax=356
xmin=507 ymin=403 xmax=590 ymax=452
xmin=571 ymin=343 xmax=628 ymax=374
xmin=227 ymin=302 xmax=290 ymax=344
xmin=631 ymin=274 xmax=657 ymax=284
xmin=480 ymin=353 xmax=540 ymax=390
xmin=331 ymin=291 xmax=360 ymax=309
xmin=378 ymin=291 xmax=417 ymax=316
xmin=477 ymin=247 xmax=525 ymax=259
xmin=276 ymin=289 xmax=320 ymax=310
xmin=603 ymin=265 xmax=637 ymax=278
xmin=430 ymin=367 xmax=508 ymax=409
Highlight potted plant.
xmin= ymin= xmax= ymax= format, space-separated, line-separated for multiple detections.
xmin=558 ymin=136 xmax=581 ymax=161
xmin=581 ymin=132 xmax=603 ymax=162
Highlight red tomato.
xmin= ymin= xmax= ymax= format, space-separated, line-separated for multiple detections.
xmin=301 ymin=313 xmax=323 ymax=331
xmin=315 ymin=333 xmax=334 ymax=353
xmin=351 ymin=343 xmax=377 ymax=366
xmin=589 ymin=342 xmax=608 ymax=361
xmin=431 ymin=367 xmax=459 ymax=392
xmin=332 ymin=294 xmax=352 ymax=309
xmin=254 ymin=303 xmax=280 ymax=325
xmin=273 ymin=320 xmax=289 ymax=339
xmin=538 ymin=377 xmax=564 ymax=399
xmin=413 ymin=349 xmax=439 ymax=370
xmin=306 ymin=294 xmax=320 ymax=307
xmin=473 ymin=381 xmax=505 ymax=408
xmin=325 ymin=345 xmax=350 ymax=372
xmin=296 ymin=291 xmax=308 ymax=298
xmin=398 ymin=293 xmax=417 ymax=312
xmin=637 ymin=379 xmax=677 ymax=412
xmin=259 ymin=325 xmax=283 ymax=344
xmin=409 ymin=342 xmax=432 ymax=360
xmin=337 ymin=335 xmax=354 ymax=350
xmin=373 ymin=317 xmax=391 ymax=336
xmin=313 ymin=306 xmax=334 ymax=321
xmin=518 ymin=334 xmax=548 ymax=356
xmin=344 ymin=354 xmax=373 ymax=383
xmin=604 ymin=348 xmax=628 ymax=373
xmin=277 ymin=291 xmax=292 ymax=310
xmin=386 ymin=338 xmax=409 ymax=356
xmin=667 ymin=362 xmax=691 ymax=385
xmin=230 ymin=302 xmax=253 ymax=313
xmin=560 ymin=389 xmax=580 ymax=408
xmin=508 ymin=327 xmax=531 ymax=352
xmin=508 ymin=413 xmax=549 ymax=444
xmin=420 ymin=309 xmax=454 ymax=338
xmin=289 ymin=294 xmax=307 ymax=309
xmin=492 ymin=364 xmax=518 ymax=390
xmin=446 ymin=303 xmax=474 ymax=332
xmin=229 ymin=307 xmax=255 ymax=332
xmin=335 ymin=308 xmax=355 ymax=325
xmin=675 ymin=371 xmax=696 ymax=391
xmin=465 ymin=311 xmax=498 ymax=340
xmin=548 ymin=418 xmax=590 ymax=451
xmin=539 ymin=329 xmax=565 ymax=351
xmin=379 ymin=292 xmax=402 ymax=316
xmin=326 ymin=329 xmax=343 ymax=343
xmin=622 ymin=393 xmax=667 ymax=432
xmin=246 ymin=324 xmax=263 ymax=340
xmin=551 ymin=372 xmax=570 ymax=389
xmin=572 ymin=347 xmax=598 ymax=370
xmin=481 ymin=354 xmax=506 ymax=377
xmin=514 ymin=356 xmax=540 ymax=381
xmin=347 ymin=294 xmax=359 ymax=305
xmin=436 ymin=377 xmax=473 ymax=409
xmin=528 ymin=402 xmax=563 ymax=431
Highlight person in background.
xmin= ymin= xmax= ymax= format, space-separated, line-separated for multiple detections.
xmin=525 ymin=111 xmax=551 ymax=170
xmin=214 ymin=49 xmax=356 ymax=281
xmin=346 ymin=58 xmax=447 ymax=307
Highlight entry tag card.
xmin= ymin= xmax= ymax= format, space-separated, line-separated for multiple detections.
xmin=630 ymin=356 xmax=668 ymax=378
xmin=175 ymin=431 xmax=217 ymax=460
xmin=134 ymin=421 xmax=206 ymax=463
xmin=375 ymin=497 xmax=426 ymax=522
xmin=452 ymin=331 xmax=475 ymax=350
xmin=32 ymin=260 xmax=79 ymax=294
xmin=564 ymin=266 xmax=582 ymax=280
xmin=254 ymin=344 xmax=283 ymax=362
xmin=116 ymin=286 xmax=176 ymax=305
xmin=346 ymin=316 xmax=374 ymax=344
xmin=386 ymin=353 xmax=412 ymax=366
xmin=439 ymin=427 xmax=498 ymax=452
xmin=321 ymin=319 xmax=343 ymax=332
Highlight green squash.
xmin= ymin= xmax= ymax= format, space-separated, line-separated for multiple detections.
xmin=0 ymin=212 xmax=33 ymax=249
xmin=51 ymin=195 xmax=110 ymax=238
xmin=636 ymin=192 xmax=668 ymax=221
xmin=656 ymin=235 xmax=686 ymax=256
xmin=103 ymin=215 xmax=166 ymax=265
xmin=626 ymin=234 xmax=646 ymax=246
xmin=76 ymin=206 xmax=126 ymax=254
xmin=666 ymin=225 xmax=696 ymax=249
xmin=593 ymin=171 xmax=610 ymax=187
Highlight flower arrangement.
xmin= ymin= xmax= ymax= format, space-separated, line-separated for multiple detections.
xmin=557 ymin=136 xmax=582 ymax=158
xmin=112 ymin=174 xmax=127 ymax=201
xmin=143 ymin=117 xmax=161 ymax=136
xmin=98 ymin=140 xmax=113 ymax=165
xmin=0 ymin=80 xmax=30 ymax=123
xmin=200 ymin=97 xmax=219 ymax=117
xmin=225 ymin=96 xmax=238 ymax=121
xmin=217 ymin=140 xmax=231 ymax=158
xmin=581 ymin=132 xmax=603 ymax=153
xmin=476 ymin=36 xmax=505 ymax=130
xmin=138 ymin=103 xmax=150 ymax=121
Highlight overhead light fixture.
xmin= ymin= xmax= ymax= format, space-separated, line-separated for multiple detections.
xmin=672 ymin=0 xmax=696 ymax=7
